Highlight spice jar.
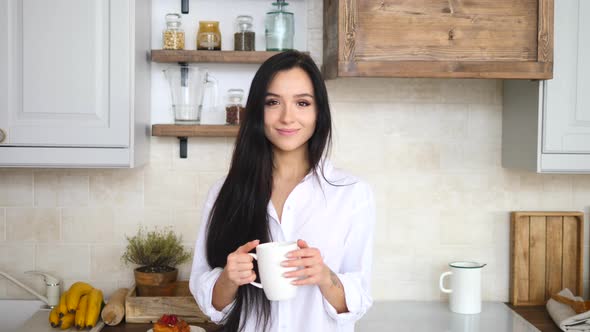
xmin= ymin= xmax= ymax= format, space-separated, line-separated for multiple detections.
xmin=162 ymin=13 xmax=185 ymax=50
xmin=197 ymin=21 xmax=221 ymax=50
xmin=234 ymin=15 xmax=255 ymax=51
xmin=226 ymin=89 xmax=245 ymax=125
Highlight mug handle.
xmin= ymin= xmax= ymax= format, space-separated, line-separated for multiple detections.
xmin=248 ymin=253 xmax=262 ymax=288
xmin=439 ymin=271 xmax=452 ymax=293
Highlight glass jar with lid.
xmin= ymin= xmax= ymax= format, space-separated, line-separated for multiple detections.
xmin=226 ymin=89 xmax=245 ymax=125
xmin=265 ymin=0 xmax=294 ymax=51
xmin=197 ymin=21 xmax=221 ymax=50
xmin=234 ymin=15 xmax=255 ymax=51
xmin=162 ymin=13 xmax=185 ymax=50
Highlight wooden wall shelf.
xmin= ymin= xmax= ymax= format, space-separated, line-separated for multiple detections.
xmin=152 ymin=124 xmax=239 ymax=137
xmin=152 ymin=124 xmax=239 ymax=158
xmin=150 ymin=50 xmax=283 ymax=64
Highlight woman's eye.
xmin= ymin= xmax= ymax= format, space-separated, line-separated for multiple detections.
xmin=297 ymin=101 xmax=311 ymax=107
xmin=265 ymin=99 xmax=279 ymax=106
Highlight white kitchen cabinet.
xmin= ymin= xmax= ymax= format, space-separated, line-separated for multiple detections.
xmin=0 ymin=0 xmax=151 ymax=167
xmin=502 ymin=0 xmax=590 ymax=173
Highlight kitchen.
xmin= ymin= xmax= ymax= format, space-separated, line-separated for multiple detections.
xmin=0 ymin=0 xmax=589 ymax=331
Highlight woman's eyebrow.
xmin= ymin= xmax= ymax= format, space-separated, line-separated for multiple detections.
xmin=294 ymin=93 xmax=314 ymax=98
xmin=265 ymin=92 xmax=314 ymax=98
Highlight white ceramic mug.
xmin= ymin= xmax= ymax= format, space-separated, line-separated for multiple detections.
xmin=248 ymin=241 xmax=299 ymax=301
xmin=439 ymin=261 xmax=486 ymax=314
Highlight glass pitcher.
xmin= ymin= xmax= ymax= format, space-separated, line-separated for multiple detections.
xmin=163 ymin=65 xmax=218 ymax=124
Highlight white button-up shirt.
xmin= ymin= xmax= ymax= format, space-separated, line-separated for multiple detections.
xmin=189 ymin=162 xmax=375 ymax=332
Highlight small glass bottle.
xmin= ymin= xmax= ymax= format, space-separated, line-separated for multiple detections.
xmin=234 ymin=15 xmax=255 ymax=51
xmin=226 ymin=89 xmax=245 ymax=125
xmin=197 ymin=21 xmax=221 ymax=51
xmin=162 ymin=13 xmax=185 ymax=50
xmin=265 ymin=0 xmax=294 ymax=51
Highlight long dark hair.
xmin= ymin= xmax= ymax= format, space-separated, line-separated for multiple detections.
xmin=205 ymin=51 xmax=332 ymax=332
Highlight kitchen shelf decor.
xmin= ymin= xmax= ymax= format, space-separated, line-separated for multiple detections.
xmin=150 ymin=50 xmax=284 ymax=64
xmin=323 ymin=0 xmax=554 ymax=79
xmin=151 ymin=50 xmax=309 ymax=158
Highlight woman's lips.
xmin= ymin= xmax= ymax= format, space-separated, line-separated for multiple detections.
xmin=276 ymin=128 xmax=299 ymax=136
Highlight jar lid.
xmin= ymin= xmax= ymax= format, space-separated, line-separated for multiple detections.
xmin=200 ymin=21 xmax=220 ymax=27
xmin=227 ymin=89 xmax=245 ymax=103
xmin=236 ymin=15 xmax=253 ymax=31
xmin=165 ymin=13 xmax=182 ymax=27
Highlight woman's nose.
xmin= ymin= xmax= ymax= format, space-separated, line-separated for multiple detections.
xmin=279 ymin=103 xmax=295 ymax=123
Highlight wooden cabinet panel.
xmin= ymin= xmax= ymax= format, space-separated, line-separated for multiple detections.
xmin=0 ymin=0 xmax=151 ymax=167
xmin=324 ymin=0 xmax=553 ymax=79
xmin=3 ymin=0 xmax=129 ymax=147
xmin=502 ymin=0 xmax=590 ymax=173
xmin=543 ymin=0 xmax=590 ymax=153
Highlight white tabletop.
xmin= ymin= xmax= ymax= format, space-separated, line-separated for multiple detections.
xmin=356 ymin=301 xmax=541 ymax=332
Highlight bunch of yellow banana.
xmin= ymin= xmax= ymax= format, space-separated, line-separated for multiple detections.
xmin=48 ymin=281 xmax=104 ymax=330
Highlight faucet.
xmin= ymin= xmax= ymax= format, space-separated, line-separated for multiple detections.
xmin=0 ymin=271 xmax=60 ymax=308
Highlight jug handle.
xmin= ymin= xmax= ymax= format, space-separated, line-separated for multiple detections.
xmin=204 ymin=72 xmax=218 ymax=106
xmin=439 ymin=271 xmax=452 ymax=293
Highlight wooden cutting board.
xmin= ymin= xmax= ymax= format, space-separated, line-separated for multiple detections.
xmin=125 ymin=281 xmax=210 ymax=323
xmin=510 ymin=211 xmax=584 ymax=306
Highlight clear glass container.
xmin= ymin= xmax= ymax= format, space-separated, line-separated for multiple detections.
xmin=163 ymin=65 xmax=218 ymax=124
xmin=265 ymin=0 xmax=294 ymax=51
xmin=226 ymin=89 xmax=245 ymax=125
xmin=234 ymin=15 xmax=255 ymax=51
xmin=162 ymin=13 xmax=185 ymax=50
xmin=197 ymin=21 xmax=221 ymax=51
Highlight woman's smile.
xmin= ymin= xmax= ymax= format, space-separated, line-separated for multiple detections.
xmin=276 ymin=128 xmax=300 ymax=136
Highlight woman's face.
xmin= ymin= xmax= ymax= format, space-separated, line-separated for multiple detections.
xmin=263 ymin=67 xmax=317 ymax=154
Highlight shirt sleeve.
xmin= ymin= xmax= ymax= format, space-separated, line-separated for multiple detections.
xmin=322 ymin=181 xmax=375 ymax=323
xmin=189 ymin=179 xmax=234 ymax=324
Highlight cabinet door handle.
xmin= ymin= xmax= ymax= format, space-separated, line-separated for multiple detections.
xmin=0 ymin=128 xmax=5 ymax=143
xmin=181 ymin=0 xmax=188 ymax=14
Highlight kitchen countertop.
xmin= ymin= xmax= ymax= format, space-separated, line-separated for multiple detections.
xmin=355 ymin=301 xmax=542 ymax=332
xmin=22 ymin=301 xmax=554 ymax=332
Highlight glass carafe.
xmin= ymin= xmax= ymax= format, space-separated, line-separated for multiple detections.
xmin=265 ymin=0 xmax=294 ymax=51
xmin=163 ymin=65 xmax=218 ymax=124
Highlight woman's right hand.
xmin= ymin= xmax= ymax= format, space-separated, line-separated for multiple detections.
xmin=223 ymin=239 xmax=259 ymax=287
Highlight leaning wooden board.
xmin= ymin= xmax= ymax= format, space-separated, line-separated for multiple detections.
xmin=510 ymin=211 xmax=584 ymax=306
xmin=125 ymin=281 xmax=210 ymax=323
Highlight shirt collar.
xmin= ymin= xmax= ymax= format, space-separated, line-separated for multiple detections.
xmin=302 ymin=159 xmax=333 ymax=183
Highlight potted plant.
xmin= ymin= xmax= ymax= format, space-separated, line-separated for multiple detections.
xmin=122 ymin=227 xmax=192 ymax=296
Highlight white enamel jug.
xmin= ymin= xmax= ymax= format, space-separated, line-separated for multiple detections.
xmin=439 ymin=261 xmax=486 ymax=314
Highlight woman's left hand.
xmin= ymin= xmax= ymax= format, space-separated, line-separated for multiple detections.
xmin=281 ymin=239 xmax=331 ymax=287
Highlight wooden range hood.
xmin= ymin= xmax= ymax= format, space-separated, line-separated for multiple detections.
xmin=323 ymin=0 xmax=553 ymax=79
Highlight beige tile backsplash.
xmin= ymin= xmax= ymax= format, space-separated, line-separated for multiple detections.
xmin=1 ymin=78 xmax=590 ymax=302
xmin=6 ymin=208 xmax=60 ymax=242
xmin=0 ymin=170 xmax=33 ymax=206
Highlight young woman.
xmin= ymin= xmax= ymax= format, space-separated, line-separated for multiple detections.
xmin=189 ymin=51 xmax=375 ymax=332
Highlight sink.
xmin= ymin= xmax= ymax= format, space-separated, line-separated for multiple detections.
xmin=0 ymin=299 xmax=48 ymax=332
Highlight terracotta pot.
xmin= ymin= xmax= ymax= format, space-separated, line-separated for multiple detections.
xmin=134 ymin=267 xmax=178 ymax=296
